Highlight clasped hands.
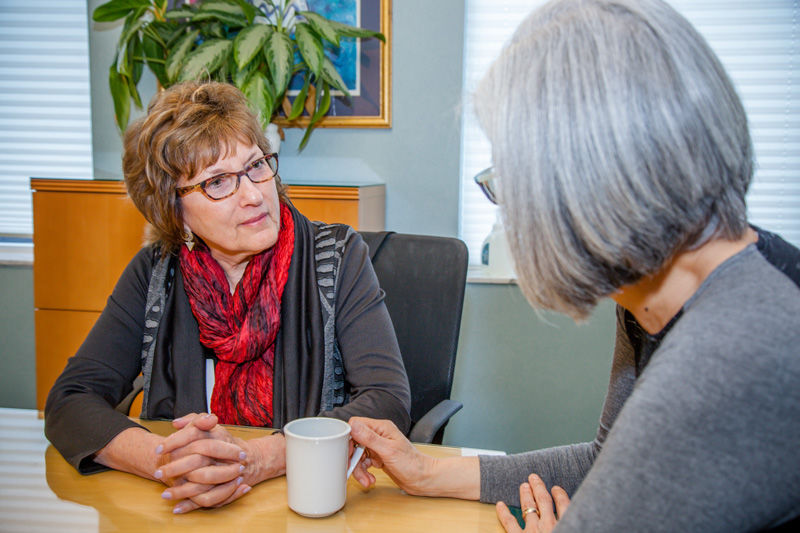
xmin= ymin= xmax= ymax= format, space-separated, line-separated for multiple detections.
xmin=151 ymin=413 xmax=572 ymax=529
xmin=153 ymin=412 xmax=284 ymax=514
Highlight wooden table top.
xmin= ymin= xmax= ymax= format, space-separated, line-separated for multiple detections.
xmin=0 ymin=408 xmax=502 ymax=532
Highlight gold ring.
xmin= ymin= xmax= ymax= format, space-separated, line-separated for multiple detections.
xmin=522 ymin=506 xmax=539 ymax=520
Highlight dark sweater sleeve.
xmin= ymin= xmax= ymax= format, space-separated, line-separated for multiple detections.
xmin=44 ymin=247 xmax=154 ymax=474
xmin=319 ymin=231 xmax=412 ymax=433
xmin=479 ymin=305 xmax=636 ymax=503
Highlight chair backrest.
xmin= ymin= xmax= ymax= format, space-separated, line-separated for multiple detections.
xmin=360 ymin=232 xmax=469 ymax=437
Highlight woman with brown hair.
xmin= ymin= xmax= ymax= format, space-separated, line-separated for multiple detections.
xmin=45 ymin=81 xmax=410 ymax=513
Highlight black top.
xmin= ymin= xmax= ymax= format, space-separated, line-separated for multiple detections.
xmin=45 ymin=208 xmax=411 ymax=473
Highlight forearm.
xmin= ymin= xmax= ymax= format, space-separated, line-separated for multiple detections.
xmin=416 ymin=455 xmax=481 ymax=500
xmin=45 ymin=390 xmax=144 ymax=474
xmin=94 ymin=427 xmax=163 ymax=481
xmin=479 ymin=443 xmax=595 ymax=504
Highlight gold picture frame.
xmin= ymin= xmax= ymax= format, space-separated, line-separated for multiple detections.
xmin=276 ymin=0 xmax=391 ymax=129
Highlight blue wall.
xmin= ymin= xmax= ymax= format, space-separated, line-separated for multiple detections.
xmin=0 ymin=0 xmax=612 ymax=454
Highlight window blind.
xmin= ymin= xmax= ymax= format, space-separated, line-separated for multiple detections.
xmin=459 ymin=0 xmax=800 ymax=265
xmin=0 ymin=0 xmax=93 ymax=237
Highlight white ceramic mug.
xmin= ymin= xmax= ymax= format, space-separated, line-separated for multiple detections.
xmin=284 ymin=417 xmax=355 ymax=517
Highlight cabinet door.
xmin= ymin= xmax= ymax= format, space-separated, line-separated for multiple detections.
xmin=32 ymin=190 xmax=146 ymax=312
xmin=35 ymin=309 xmax=100 ymax=411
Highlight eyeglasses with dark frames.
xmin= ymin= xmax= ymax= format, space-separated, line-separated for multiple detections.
xmin=176 ymin=153 xmax=279 ymax=201
xmin=474 ymin=166 xmax=499 ymax=205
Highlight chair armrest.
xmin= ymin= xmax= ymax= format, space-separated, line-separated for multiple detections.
xmin=408 ymin=399 xmax=463 ymax=444
xmin=116 ymin=374 xmax=144 ymax=415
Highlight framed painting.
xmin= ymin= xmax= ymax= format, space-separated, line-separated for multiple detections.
xmin=277 ymin=0 xmax=391 ymax=129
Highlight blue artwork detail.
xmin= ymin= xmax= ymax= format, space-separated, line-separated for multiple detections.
xmin=289 ymin=0 xmax=358 ymax=92
xmin=308 ymin=0 xmax=357 ymax=90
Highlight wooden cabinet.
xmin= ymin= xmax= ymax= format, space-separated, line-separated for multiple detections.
xmin=288 ymin=183 xmax=385 ymax=232
xmin=31 ymin=179 xmax=147 ymax=410
xmin=31 ymin=178 xmax=385 ymax=410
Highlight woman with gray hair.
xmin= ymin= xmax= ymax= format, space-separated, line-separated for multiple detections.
xmin=346 ymin=0 xmax=800 ymax=531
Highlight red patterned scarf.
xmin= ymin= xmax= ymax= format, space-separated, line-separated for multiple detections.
xmin=179 ymin=204 xmax=295 ymax=426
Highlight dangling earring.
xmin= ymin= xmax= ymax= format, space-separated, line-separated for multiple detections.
xmin=184 ymin=228 xmax=195 ymax=251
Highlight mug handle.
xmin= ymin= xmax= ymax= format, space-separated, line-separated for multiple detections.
xmin=346 ymin=445 xmax=365 ymax=479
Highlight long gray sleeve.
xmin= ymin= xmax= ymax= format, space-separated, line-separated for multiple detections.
xmin=480 ymin=306 xmax=636 ymax=502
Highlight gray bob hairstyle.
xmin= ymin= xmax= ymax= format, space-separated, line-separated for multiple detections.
xmin=474 ymin=0 xmax=753 ymax=320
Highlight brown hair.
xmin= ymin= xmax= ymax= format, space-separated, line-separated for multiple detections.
xmin=123 ymin=81 xmax=287 ymax=254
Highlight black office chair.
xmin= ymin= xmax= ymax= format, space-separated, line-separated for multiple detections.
xmin=360 ymin=231 xmax=468 ymax=444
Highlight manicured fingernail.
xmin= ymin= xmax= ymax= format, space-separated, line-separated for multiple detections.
xmin=236 ymin=476 xmax=243 ymax=486
xmin=242 ymin=486 xmax=252 ymax=494
xmin=173 ymin=504 xmax=185 ymax=514
xmin=238 ymin=464 xmax=245 ymax=473
xmin=161 ymin=491 xmax=172 ymax=500
xmin=155 ymin=444 xmax=163 ymax=454
xmin=201 ymin=412 xmax=213 ymax=418
xmin=154 ymin=469 xmax=163 ymax=479
xmin=239 ymin=451 xmax=247 ymax=461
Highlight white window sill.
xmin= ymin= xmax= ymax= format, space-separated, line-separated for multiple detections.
xmin=0 ymin=241 xmax=33 ymax=266
xmin=467 ymin=265 xmax=516 ymax=285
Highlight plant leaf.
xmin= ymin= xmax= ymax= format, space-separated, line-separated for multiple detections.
xmin=242 ymin=71 xmax=274 ymax=129
xmin=233 ymin=24 xmax=272 ymax=70
xmin=288 ymin=77 xmax=310 ymax=120
xmin=163 ymin=24 xmax=188 ymax=48
xmin=294 ymin=23 xmax=323 ymax=77
xmin=299 ymin=11 xmax=339 ymax=46
xmin=265 ymin=31 xmax=294 ymax=98
xmin=198 ymin=0 xmax=244 ymax=16
xmin=310 ymin=81 xmax=331 ymax=123
xmin=232 ymin=62 xmax=253 ymax=89
xmin=129 ymin=34 xmax=144 ymax=85
xmin=165 ymin=29 xmax=200 ymax=83
xmin=109 ymin=64 xmax=131 ymax=130
xmin=320 ymin=56 xmax=350 ymax=97
xmin=297 ymin=123 xmax=315 ymax=151
xmin=93 ymin=0 xmax=150 ymax=22
xmin=146 ymin=20 xmax=174 ymax=46
xmin=329 ymin=19 xmax=385 ymax=43
xmin=205 ymin=21 xmax=225 ymax=39
xmin=142 ymin=32 xmax=169 ymax=86
xmin=164 ymin=8 xmax=195 ymax=20
xmin=304 ymin=83 xmax=317 ymax=115
xmin=114 ymin=7 xmax=147 ymax=73
xmin=177 ymin=39 xmax=233 ymax=82
xmin=191 ymin=10 xmax=247 ymax=28
xmin=127 ymin=72 xmax=143 ymax=109
xmin=231 ymin=0 xmax=256 ymax=23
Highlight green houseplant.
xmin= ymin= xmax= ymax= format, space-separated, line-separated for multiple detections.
xmin=93 ymin=0 xmax=385 ymax=149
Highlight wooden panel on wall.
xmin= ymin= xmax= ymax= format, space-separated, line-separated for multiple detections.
xmin=287 ymin=184 xmax=385 ymax=231
xmin=35 ymin=309 xmax=100 ymax=411
xmin=31 ymin=180 xmax=147 ymax=312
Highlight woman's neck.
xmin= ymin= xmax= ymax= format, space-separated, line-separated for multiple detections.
xmin=209 ymin=252 xmax=251 ymax=293
xmin=611 ymin=228 xmax=757 ymax=335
